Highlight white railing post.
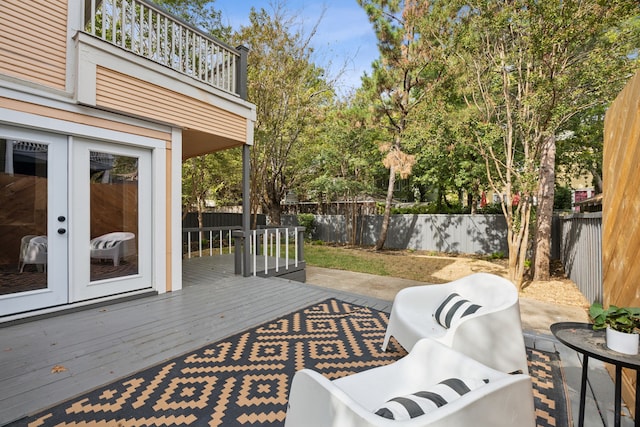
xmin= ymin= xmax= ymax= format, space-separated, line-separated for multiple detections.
xmin=275 ymin=229 xmax=280 ymax=273
xmin=263 ymin=229 xmax=268 ymax=274
xmin=85 ymin=0 xmax=240 ymax=94
xmin=252 ymin=229 xmax=257 ymax=277
xmin=285 ymin=227 xmax=289 ymax=270
xmin=295 ymin=227 xmax=299 ymax=267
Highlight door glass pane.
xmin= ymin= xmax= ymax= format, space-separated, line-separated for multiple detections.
xmin=90 ymin=151 xmax=139 ymax=281
xmin=0 ymin=139 xmax=48 ymax=295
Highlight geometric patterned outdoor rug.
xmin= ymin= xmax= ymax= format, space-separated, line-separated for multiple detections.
xmin=527 ymin=347 xmax=571 ymax=427
xmin=10 ymin=298 xmax=570 ymax=427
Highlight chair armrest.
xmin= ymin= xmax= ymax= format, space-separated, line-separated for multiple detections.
xmin=418 ymin=374 xmax=536 ymax=427
xmin=450 ymin=302 xmax=529 ymax=374
xmin=287 ymin=368 xmax=535 ymax=427
xmin=285 ymin=369 xmax=385 ymax=427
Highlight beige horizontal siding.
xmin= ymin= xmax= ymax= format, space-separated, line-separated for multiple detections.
xmin=0 ymin=0 xmax=67 ymax=90
xmin=2 ymin=97 xmax=171 ymax=142
xmin=95 ymin=67 xmax=246 ymax=143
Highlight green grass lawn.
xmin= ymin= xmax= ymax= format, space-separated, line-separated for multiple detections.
xmin=304 ymin=244 xmax=391 ymax=276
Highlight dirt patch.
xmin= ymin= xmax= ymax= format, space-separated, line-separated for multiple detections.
xmin=332 ymin=247 xmax=590 ymax=309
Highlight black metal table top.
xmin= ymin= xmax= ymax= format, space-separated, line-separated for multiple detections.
xmin=551 ymin=322 xmax=640 ymax=370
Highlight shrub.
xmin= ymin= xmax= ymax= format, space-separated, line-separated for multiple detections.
xmin=297 ymin=213 xmax=316 ymax=240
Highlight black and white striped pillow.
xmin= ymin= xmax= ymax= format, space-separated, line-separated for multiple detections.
xmin=374 ymin=377 xmax=489 ymax=420
xmin=433 ymin=293 xmax=482 ymax=329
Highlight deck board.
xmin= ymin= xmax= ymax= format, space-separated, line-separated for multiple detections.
xmin=0 ymin=257 xmax=390 ymax=425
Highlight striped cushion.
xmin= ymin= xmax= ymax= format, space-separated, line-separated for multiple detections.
xmin=375 ymin=378 xmax=489 ymax=420
xmin=434 ymin=293 xmax=482 ymax=328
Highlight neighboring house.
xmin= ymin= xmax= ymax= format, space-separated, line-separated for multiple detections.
xmin=0 ymin=0 xmax=256 ymax=318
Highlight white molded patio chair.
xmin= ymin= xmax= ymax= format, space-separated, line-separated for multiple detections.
xmin=90 ymin=232 xmax=135 ymax=266
xmin=382 ymin=272 xmax=528 ymax=374
xmin=19 ymin=235 xmax=47 ymax=273
xmin=285 ymin=338 xmax=535 ymax=427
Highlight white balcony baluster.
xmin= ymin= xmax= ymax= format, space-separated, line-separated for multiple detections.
xmin=85 ymin=0 xmax=240 ymax=95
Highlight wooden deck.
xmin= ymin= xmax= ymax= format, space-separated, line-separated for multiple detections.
xmin=0 ymin=257 xmax=390 ymax=425
xmin=0 ymin=256 xmax=633 ymax=426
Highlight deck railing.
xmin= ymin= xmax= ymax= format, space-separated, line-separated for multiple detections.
xmin=250 ymin=227 xmax=304 ymax=276
xmin=182 ymin=226 xmax=241 ymax=258
xmin=183 ymin=226 xmax=306 ymax=278
xmin=84 ymin=0 xmax=246 ymax=97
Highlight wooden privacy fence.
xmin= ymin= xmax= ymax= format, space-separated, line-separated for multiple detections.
xmin=602 ymin=69 xmax=640 ymax=416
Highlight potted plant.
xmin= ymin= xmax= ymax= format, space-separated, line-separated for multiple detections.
xmin=589 ymin=302 xmax=640 ymax=355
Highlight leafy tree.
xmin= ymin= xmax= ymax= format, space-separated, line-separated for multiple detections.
xmin=358 ymin=0 xmax=447 ymax=250
xmin=451 ymin=0 xmax=639 ymax=286
xmin=152 ymin=0 xmax=231 ymax=40
xmin=182 ymin=149 xmax=242 ymax=226
xmin=300 ymin=97 xmax=384 ymax=243
xmin=557 ymin=106 xmax=607 ymax=193
xmin=407 ymin=91 xmax=490 ymax=213
xmin=526 ymin=2 xmax=639 ymax=281
xmin=232 ymin=3 xmax=334 ymax=226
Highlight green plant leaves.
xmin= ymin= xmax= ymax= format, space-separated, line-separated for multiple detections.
xmin=589 ymin=302 xmax=640 ymax=333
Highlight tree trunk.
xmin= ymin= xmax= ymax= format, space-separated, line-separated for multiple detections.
xmin=533 ymin=135 xmax=556 ymax=281
xmin=591 ymin=168 xmax=603 ymax=194
xmin=264 ymin=173 xmax=283 ymax=225
xmin=375 ymin=165 xmax=396 ymax=250
xmin=268 ymin=204 xmax=282 ymax=226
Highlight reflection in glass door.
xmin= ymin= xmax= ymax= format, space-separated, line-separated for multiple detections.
xmin=89 ymin=151 xmax=139 ymax=282
xmin=0 ymin=129 xmax=68 ymax=316
xmin=0 ymin=140 xmax=49 ymax=293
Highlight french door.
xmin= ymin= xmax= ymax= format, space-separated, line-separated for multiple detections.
xmin=69 ymin=138 xmax=152 ymax=302
xmin=0 ymin=128 xmax=152 ymax=317
xmin=0 ymin=127 xmax=68 ymax=316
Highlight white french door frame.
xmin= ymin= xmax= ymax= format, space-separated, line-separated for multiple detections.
xmin=1 ymin=106 xmax=169 ymax=318
xmin=0 ymin=126 xmax=68 ymax=316
xmin=69 ymin=137 xmax=153 ymax=302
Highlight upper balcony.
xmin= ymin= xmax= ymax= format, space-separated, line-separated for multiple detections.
xmin=83 ymin=0 xmax=247 ymax=99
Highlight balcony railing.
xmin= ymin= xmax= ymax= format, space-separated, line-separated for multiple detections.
xmin=84 ymin=0 xmax=247 ymax=97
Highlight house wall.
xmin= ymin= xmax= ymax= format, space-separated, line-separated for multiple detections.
xmin=602 ymin=69 xmax=640 ymax=416
xmin=74 ymin=31 xmax=255 ymax=158
xmin=0 ymin=0 xmax=68 ymax=90
xmin=1 ymin=0 xmax=255 ymax=316
xmin=95 ymin=66 xmax=247 ymax=143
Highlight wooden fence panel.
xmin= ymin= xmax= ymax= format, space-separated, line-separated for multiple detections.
xmin=602 ymin=70 xmax=640 ymax=417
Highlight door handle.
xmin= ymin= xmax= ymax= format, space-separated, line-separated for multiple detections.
xmin=57 ymin=228 xmax=66 ymax=235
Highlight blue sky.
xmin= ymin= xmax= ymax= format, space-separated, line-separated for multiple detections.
xmin=214 ymin=0 xmax=380 ymax=95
